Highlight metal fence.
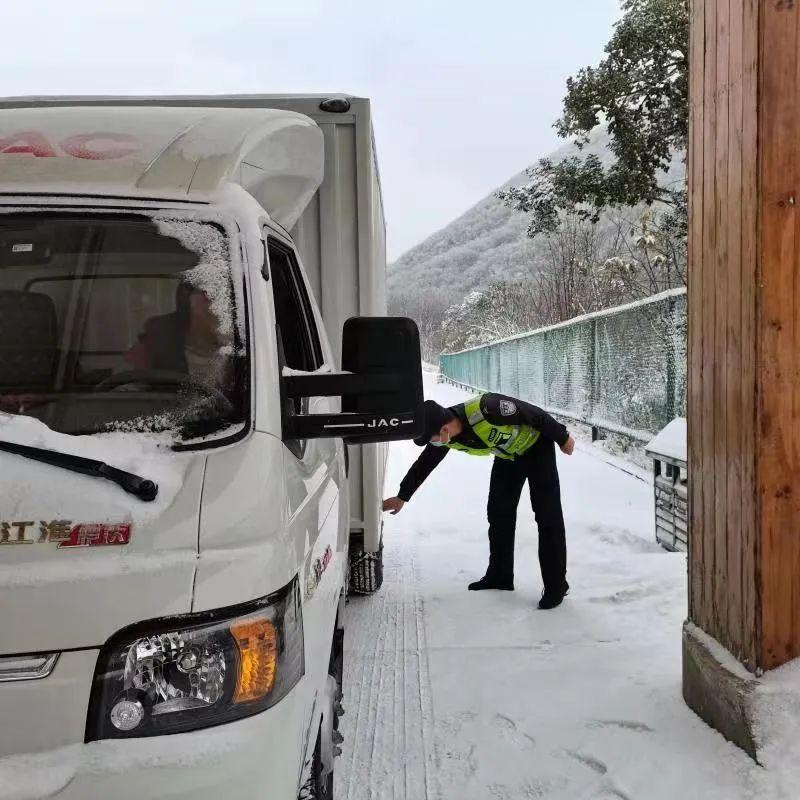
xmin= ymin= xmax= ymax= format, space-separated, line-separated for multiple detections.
xmin=439 ymin=288 xmax=687 ymax=442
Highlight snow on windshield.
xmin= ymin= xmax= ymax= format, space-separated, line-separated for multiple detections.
xmin=154 ymin=218 xmax=237 ymax=342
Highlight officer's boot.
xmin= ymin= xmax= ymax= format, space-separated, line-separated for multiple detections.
xmin=468 ymin=528 xmax=514 ymax=591
xmin=536 ymin=511 xmax=568 ymax=609
xmin=538 ymin=581 xmax=569 ymax=609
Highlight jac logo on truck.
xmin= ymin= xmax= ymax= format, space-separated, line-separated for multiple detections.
xmin=366 ymin=417 xmax=401 ymax=429
xmin=0 ymin=520 xmax=132 ymax=547
xmin=0 ymin=131 xmax=141 ymax=161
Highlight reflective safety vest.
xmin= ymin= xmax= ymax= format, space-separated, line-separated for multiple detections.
xmin=445 ymin=395 xmax=541 ymax=460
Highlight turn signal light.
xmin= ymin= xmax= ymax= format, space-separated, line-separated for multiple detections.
xmin=232 ymin=617 xmax=278 ymax=703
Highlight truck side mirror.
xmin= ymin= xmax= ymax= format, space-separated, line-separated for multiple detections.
xmin=281 ymin=317 xmax=424 ymax=443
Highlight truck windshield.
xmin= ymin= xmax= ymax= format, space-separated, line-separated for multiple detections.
xmin=0 ymin=213 xmax=247 ymax=441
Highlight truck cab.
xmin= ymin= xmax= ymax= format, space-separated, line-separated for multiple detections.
xmin=0 ymin=104 xmax=421 ymax=799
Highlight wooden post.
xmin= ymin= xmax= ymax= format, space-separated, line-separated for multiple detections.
xmin=685 ymin=0 xmax=800 ymax=759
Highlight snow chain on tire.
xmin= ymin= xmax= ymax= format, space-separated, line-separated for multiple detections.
xmin=348 ymin=543 xmax=383 ymax=594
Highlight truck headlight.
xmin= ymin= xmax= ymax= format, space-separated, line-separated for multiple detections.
xmin=86 ymin=578 xmax=303 ymax=741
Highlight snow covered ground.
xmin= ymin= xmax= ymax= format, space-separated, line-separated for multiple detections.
xmin=335 ymin=377 xmax=775 ymax=800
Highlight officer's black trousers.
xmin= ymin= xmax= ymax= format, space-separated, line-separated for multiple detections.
xmin=485 ymin=438 xmax=567 ymax=592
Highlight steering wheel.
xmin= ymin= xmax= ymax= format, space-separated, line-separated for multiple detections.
xmin=94 ymin=369 xmax=230 ymax=407
xmin=93 ymin=369 xmax=235 ymax=422
xmin=93 ymin=369 xmax=195 ymax=392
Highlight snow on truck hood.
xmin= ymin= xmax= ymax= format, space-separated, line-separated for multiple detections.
xmin=0 ymin=414 xmax=188 ymax=525
xmin=0 ymin=414 xmax=206 ymax=654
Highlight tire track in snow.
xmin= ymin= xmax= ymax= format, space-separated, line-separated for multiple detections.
xmin=336 ymin=544 xmax=439 ymax=800
xmin=412 ymin=554 xmax=439 ymax=800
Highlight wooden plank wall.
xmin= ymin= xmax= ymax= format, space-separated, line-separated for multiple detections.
xmin=688 ymin=0 xmax=759 ymax=670
xmin=758 ymin=0 xmax=800 ymax=670
xmin=690 ymin=0 xmax=800 ymax=672
xmin=740 ymin=0 xmax=758 ymax=669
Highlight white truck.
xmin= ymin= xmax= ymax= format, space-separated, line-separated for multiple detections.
xmin=0 ymin=97 xmax=422 ymax=799
xmin=0 ymin=93 xmax=393 ymax=592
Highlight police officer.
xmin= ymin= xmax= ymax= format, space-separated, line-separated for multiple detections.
xmin=383 ymin=393 xmax=575 ymax=609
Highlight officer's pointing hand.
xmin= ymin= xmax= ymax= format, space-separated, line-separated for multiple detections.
xmin=560 ymin=435 xmax=575 ymax=456
xmin=383 ymin=497 xmax=405 ymax=515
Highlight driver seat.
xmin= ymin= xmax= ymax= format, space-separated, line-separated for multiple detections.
xmin=0 ymin=290 xmax=58 ymax=390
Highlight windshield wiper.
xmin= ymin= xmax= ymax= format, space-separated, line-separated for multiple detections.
xmin=0 ymin=440 xmax=158 ymax=502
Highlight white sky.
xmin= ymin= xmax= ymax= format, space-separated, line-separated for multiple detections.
xmin=0 ymin=0 xmax=620 ymax=260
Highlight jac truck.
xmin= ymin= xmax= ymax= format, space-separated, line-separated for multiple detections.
xmin=0 ymin=96 xmax=422 ymax=799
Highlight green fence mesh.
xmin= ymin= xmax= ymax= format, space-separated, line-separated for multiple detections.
xmin=440 ymin=288 xmax=687 ymax=441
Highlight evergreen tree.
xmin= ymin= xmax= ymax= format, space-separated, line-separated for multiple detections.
xmin=499 ymin=0 xmax=689 ymax=238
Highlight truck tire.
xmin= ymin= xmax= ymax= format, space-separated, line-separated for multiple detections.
xmin=313 ymin=729 xmax=335 ymax=799
xmin=300 ymin=614 xmax=344 ymax=800
xmin=299 ymin=728 xmax=333 ymax=800
xmin=300 ymin=678 xmax=339 ymax=799
xmin=348 ymin=541 xmax=384 ymax=595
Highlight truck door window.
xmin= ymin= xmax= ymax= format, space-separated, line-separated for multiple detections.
xmin=266 ymin=238 xmax=323 ymax=375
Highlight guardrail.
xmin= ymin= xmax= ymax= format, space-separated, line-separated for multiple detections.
xmin=439 ymin=288 xmax=687 ymax=442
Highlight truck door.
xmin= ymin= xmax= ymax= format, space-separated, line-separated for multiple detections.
xmin=265 ymin=235 xmax=343 ymax=727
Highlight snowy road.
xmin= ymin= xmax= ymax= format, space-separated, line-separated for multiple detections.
xmin=335 ymin=377 xmax=767 ymax=800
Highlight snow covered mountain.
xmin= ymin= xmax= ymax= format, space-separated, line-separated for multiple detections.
xmin=388 ymin=129 xmax=685 ymax=301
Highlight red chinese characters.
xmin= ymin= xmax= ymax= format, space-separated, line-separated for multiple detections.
xmin=58 ymin=523 xmax=132 ymax=549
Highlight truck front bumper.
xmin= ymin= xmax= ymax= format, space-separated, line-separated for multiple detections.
xmin=0 ymin=692 xmax=308 ymax=800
